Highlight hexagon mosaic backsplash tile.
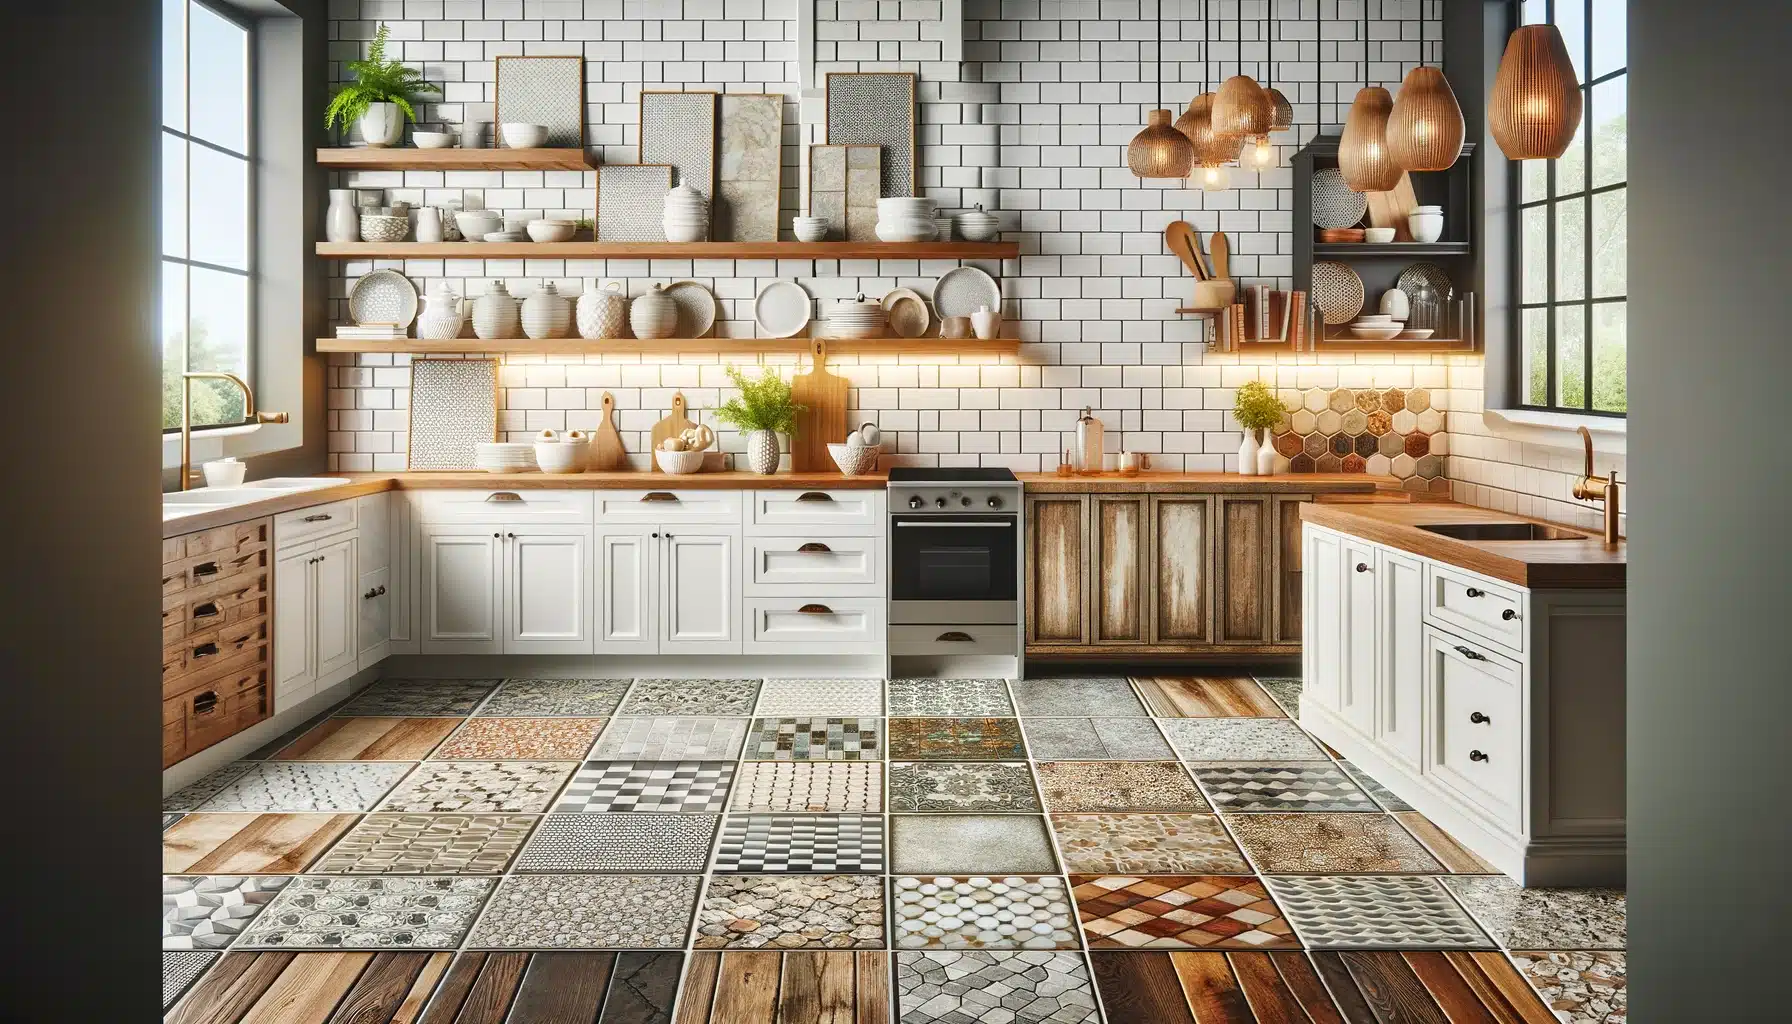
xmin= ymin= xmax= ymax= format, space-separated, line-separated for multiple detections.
xmin=1272 ymin=387 xmax=1450 ymax=492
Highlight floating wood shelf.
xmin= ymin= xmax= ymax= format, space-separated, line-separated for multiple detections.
xmin=1174 ymin=306 xmax=1230 ymax=315
xmin=1312 ymin=241 xmax=1473 ymax=257
xmin=316 ymin=147 xmax=598 ymax=171
xmin=316 ymin=337 xmax=1022 ymax=356
xmin=1228 ymin=338 xmax=1476 ymax=354
xmin=316 ymin=240 xmax=1020 ymax=259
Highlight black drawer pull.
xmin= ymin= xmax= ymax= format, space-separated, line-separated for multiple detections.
xmin=192 ymin=601 xmax=220 ymax=619
xmin=192 ymin=691 xmax=218 ymax=715
xmin=797 ymin=603 xmax=834 ymax=614
xmin=192 ymin=560 xmax=220 ymax=577
xmin=191 ymin=642 xmax=219 ymax=659
xmin=1453 ymin=645 xmax=1487 ymax=662
xmin=1470 ymin=712 xmax=1491 ymax=725
xmin=1465 ymin=586 xmax=1484 ymax=598
xmin=1501 ymin=609 xmax=1517 ymax=621
xmin=1355 ymin=562 xmax=1370 ymax=573
xmin=797 ymin=542 xmax=832 ymax=553
xmin=936 ymin=631 xmax=975 ymax=642
xmin=1469 ymin=750 xmax=1489 ymax=762
xmin=364 ymin=585 xmax=387 ymax=600
xmin=301 ymin=513 xmax=333 ymax=522
xmin=641 ymin=491 xmax=678 ymax=502
xmin=795 ymin=491 xmax=833 ymax=502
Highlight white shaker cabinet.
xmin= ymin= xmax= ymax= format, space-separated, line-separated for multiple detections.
xmin=272 ymin=502 xmax=360 ymax=713
xmin=1375 ymin=547 xmax=1426 ymax=771
xmin=595 ymin=526 xmax=658 ymax=653
xmin=1301 ymin=527 xmax=1343 ymax=715
xmin=420 ymin=524 xmax=591 ymax=655
xmin=1338 ymin=535 xmax=1379 ymax=737
xmin=420 ymin=526 xmax=503 ymax=654
xmin=659 ymin=530 xmax=741 ymax=653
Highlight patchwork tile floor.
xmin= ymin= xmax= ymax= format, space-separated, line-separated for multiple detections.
xmin=160 ymin=674 xmax=1611 ymax=1022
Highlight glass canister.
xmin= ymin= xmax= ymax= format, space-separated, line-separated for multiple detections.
xmin=1075 ymin=407 xmax=1105 ymax=474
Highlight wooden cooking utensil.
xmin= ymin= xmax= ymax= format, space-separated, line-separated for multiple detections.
xmin=1190 ymin=227 xmax=1212 ymax=280
xmin=589 ymin=391 xmax=626 ymax=471
xmin=1210 ymin=231 xmax=1231 ymax=282
xmin=1365 ymin=172 xmax=1420 ymax=241
xmin=789 ymin=339 xmax=849 ymax=472
xmin=648 ymin=392 xmax=695 ymax=472
xmin=1164 ymin=221 xmax=1206 ymax=281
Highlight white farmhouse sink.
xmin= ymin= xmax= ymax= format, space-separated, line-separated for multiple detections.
xmin=161 ymin=478 xmax=344 ymax=520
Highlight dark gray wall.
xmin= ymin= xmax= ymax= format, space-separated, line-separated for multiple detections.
xmin=1629 ymin=1 xmax=1792 ymax=1019
xmin=1 ymin=2 xmax=163 ymax=1017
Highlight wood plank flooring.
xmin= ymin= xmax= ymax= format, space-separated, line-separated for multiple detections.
xmin=163 ymin=813 xmax=359 ymax=873
xmin=676 ymin=952 xmax=889 ymax=1024
xmin=272 ymin=717 xmax=461 ymax=760
xmin=1132 ymin=677 xmax=1286 ymax=717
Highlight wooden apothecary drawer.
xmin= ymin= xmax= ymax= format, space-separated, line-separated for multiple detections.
xmin=163 ymin=615 xmax=268 ymax=686
xmin=163 ymin=640 xmax=267 ymax=701
xmin=164 ymin=670 xmax=268 ymax=766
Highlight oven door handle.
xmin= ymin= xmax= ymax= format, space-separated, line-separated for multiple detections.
xmin=894 ymin=521 xmax=1015 ymax=528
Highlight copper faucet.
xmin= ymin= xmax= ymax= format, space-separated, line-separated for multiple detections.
xmin=1571 ymin=425 xmax=1621 ymax=547
xmin=179 ymin=372 xmax=289 ymax=490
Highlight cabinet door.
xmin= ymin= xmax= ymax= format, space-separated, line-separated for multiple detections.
xmin=420 ymin=526 xmax=501 ymax=654
xmin=1215 ymin=496 xmax=1272 ymax=644
xmin=312 ymin=536 xmax=358 ymax=685
xmin=504 ymin=527 xmax=593 ymax=654
xmin=357 ymin=566 xmax=391 ymax=666
xmin=1025 ymin=496 xmax=1088 ymax=645
xmin=1339 ymin=535 xmax=1380 ymax=735
xmin=1272 ymin=496 xmax=1311 ymax=643
xmin=1376 ymin=547 xmax=1426 ymax=770
xmin=272 ymin=547 xmax=314 ymax=711
xmin=1149 ymin=495 xmax=1211 ymax=645
xmin=1302 ymin=526 xmax=1342 ymax=715
xmin=595 ymin=527 xmax=658 ymax=653
xmin=1090 ymin=495 xmax=1149 ymax=644
xmin=1424 ymin=628 xmax=1524 ymax=831
xmin=660 ymin=530 xmax=741 ymax=653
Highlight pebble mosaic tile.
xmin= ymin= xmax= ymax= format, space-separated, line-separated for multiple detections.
xmin=1264 ymin=875 xmax=1494 ymax=949
xmin=1442 ymin=876 xmax=1627 ymax=949
xmin=892 ymin=875 xmax=1078 ymax=950
xmin=695 ymin=874 xmax=886 ymax=949
xmin=235 ymin=875 xmax=495 ymax=949
xmin=1048 ymin=814 xmax=1250 ymax=874
xmin=1070 ymin=875 xmax=1299 ymax=950
xmin=165 ymin=764 xmax=255 ymax=811
xmin=163 ymin=875 xmax=290 ymax=950
xmin=889 ymin=815 xmax=1059 ymax=875
xmin=377 ymin=761 xmax=575 ymax=814
xmin=888 ymin=678 xmax=1013 ymax=716
xmin=617 ymin=678 xmax=761 ymax=715
xmin=336 ymin=679 xmax=498 ymax=717
xmin=1190 ymin=762 xmax=1380 ymax=812
xmin=744 ymin=716 xmax=881 ymax=761
xmin=714 ymin=814 xmax=885 ymax=873
xmin=555 ymin=760 xmax=736 ymax=813
xmin=1020 ymin=717 xmax=1173 ymax=760
xmin=730 ymin=761 xmax=882 ymax=812
xmin=514 ymin=813 xmax=719 ymax=873
xmin=590 ymin=716 xmax=749 ymax=760
xmin=887 ymin=761 xmax=1040 ymax=812
xmin=433 ymin=717 xmax=607 ymax=760
xmin=1009 ymin=677 xmax=1147 ymax=717
xmin=1034 ymin=761 xmax=1210 ymax=813
xmin=467 ymin=874 xmax=702 ymax=948
xmin=1227 ymin=813 xmax=1446 ymax=874
xmin=162 ymin=950 xmax=216 ymax=1008
xmin=1158 ymin=718 xmax=1329 ymax=761
xmin=895 ymin=950 xmax=1100 ymax=1024
xmin=755 ymin=678 xmax=884 ymax=716
xmin=887 ymin=717 xmax=1027 ymax=760
xmin=1509 ymin=950 xmax=1627 ymax=1023
xmin=192 ymin=762 xmax=415 ymax=813
xmin=1338 ymin=759 xmax=1414 ymax=811
xmin=311 ymin=814 xmax=537 ymax=874
xmin=475 ymin=678 xmax=631 ymax=717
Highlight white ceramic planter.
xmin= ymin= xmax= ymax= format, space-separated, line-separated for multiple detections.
xmin=576 ymin=280 xmax=630 ymax=340
xmin=630 ymin=285 xmax=679 ymax=340
xmin=521 ymin=282 xmax=571 ymax=340
xmin=358 ymin=102 xmax=404 ymax=147
xmin=745 ymin=430 xmax=781 ymax=475
xmin=472 ymin=281 xmax=520 ymax=340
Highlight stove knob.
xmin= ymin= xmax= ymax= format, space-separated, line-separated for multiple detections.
xmin=908 ymin=495 xmax=923 ymax=510
xmin=935 ymin=497 xmax=948 ymax=508
xmin=987 ymin=495 xmax=1004 ymax=509
xmin=961 ymin=495 xmax=972 ymax=507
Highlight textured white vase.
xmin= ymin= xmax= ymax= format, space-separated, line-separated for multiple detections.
xmin=1379 ymin=287 xmax=1411 ymax=320
xmin=745 ymin=430 xmax=781 ymax=475
xmin=630 ymin=284 xmax=679 ymax=340
xmin=662 ymin=184 xmax=709 ymax=243
xmin=472 ymin=281 xmax=520 ymax=340
xmin=521 ymin=282 xmax=572 ymax=340
xmin=1256 ymin=431 xmax=1277 ymax=476
xmin=326 ymin=189 xmax=359 ymax=243
xmin=417 ymin=284 xmax=465 ymax=340
xmin=358 ymin=102 xmax=404 ymax=147
xmin=576 ymin=280 xmax=630 ymax=340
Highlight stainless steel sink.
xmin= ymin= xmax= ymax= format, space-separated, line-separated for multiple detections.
xmin=1418 ymin=522 xmax=1588 ymax=541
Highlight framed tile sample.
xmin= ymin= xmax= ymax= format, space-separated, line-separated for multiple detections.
xmin=825 ymin=71 xmax=916 ymax=197
xmin=717 ymin=93 xmax=782 ymax=241
xmin=494 ymin=55 xmax=585 ymax=147
xmin=407 ymin=358 xmax=497 ymax=470
xmin=595 ymin=164 xmax=673 ymax=241
xmin=639 ymin=90 xmax=718 ymax=199
xmin=809 ymin=144 xmax=880 ymax=241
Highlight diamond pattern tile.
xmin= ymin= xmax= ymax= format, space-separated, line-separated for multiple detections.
xmin=162 ymin=875 xmax=289 ymax=950
xmin=1070 ymin=875 xmax=1298 ymax=949
xmin=1190 ymin=762 xmax=1379 ymax=812
xmin=554 ymin=760 xmax=736 ymax=813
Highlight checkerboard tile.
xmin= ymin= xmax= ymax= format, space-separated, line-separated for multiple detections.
xmin=553 ymin=761 xmax=736 ymax=813
xmin=744 ymin=717 xmax=881 ymax=761
xmin=590 ymin=717 xmax=749 ymax=759
xmin=1070 ymin=875 xmax=1299 ymax=949
xmin=713 ymin=814 xmax=885 ymax=873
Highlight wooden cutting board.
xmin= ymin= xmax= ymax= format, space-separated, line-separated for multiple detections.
xmin=648 ymin=392 xmax=695 ymax=472
xmin=789 ymin=339 xmax=848 ymax=472
xmin=1365 ymin=172 xmax=1420 ymax=241
xmin=589 ymin=391 xmax=626 ymax=470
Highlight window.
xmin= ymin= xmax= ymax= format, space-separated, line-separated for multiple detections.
xmin=1515 ymin=0 xmax=1626 ymax=415
xmin=162 ymin=0 xmax=253 ymax=430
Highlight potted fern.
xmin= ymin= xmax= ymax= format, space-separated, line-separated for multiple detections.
xmin=1233 ymin=380 xmax=1285 ymax=477
xmin=325 ymin=24 xmax=437 ymax=147
xmin=714 ymin=365 xmax=803 ymax=475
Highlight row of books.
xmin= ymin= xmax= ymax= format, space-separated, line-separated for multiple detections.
xmin=1207 ymin=288 xmax=1318 ymax=352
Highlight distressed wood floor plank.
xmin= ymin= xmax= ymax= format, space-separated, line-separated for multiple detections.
xmin=447 ymin=952 xmax=530 ymax=1024
xmin=416 ymin=952 xmax=489 ymax=1024
xmin=601 ymin=951 xmax=683 ymax=1024
xmin=274 ymin=717 xmax=459 ymax=760
xmin=1134 ymin=677 xmax=1285 ymax=717
xmin=673 ymin=953 xmax=722 ymax=1024
xmin=1269 ymin=953 xmax=1347 ymax=1024
xmin=712 ymin=951 xmax=781 ymax=1024
xmin=1309 ymin=953 xmax=1384 ymax=1024
xmin=507 ymin=952 xmax=615 ymax=1023
xmin=1402 ymin=954 xmax=1497 ymax=1024
xmin=1392 ymin=814 xmax=1498 ymax=874
xmin=1170 ymin=952 xmax=1256 ymax=1023
xmin=390 ymin=953 xmax=454 ymax=1024
xmin=167 ymin=951 xmax=295 ymax=1024
xmin=1090 ymin=952 xmax=1198 ymax=1024
xmin=854 ymin=953 xmax=890 ymax=1024
xmin=238 ymin=952 xmax=372 ymax=1024
xmin=165 ymin=813 xmax=360 ymax=874
xmin=326 ymin=952 xmax=433 ymax=1024
xmin=1339 ymin=952 xmax=1449 ymax=1024
xmin=1458 ymin=954 xmax=1560 ymax=1024
xmin=1231 ymin=951 xmax=1314 ymax=1024
xmin=777 ymin=952 xmax=855 ymax=1024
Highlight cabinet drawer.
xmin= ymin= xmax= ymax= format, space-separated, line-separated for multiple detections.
xmin=163 ymin=698 xmax=187 ymax=768
xmin=186 ymin=518 xmax=271 ymax=558
xmin=413 ymin=489 xmax=595 ymax=525
xmin=889 ymin=623 xmax=1018 ymax=656
xmin=749 ymin=489 xmax=882 ymax=532
xmin=745 ymin=535 xmax=880 ymax=591
xmin=743 ymin=597 xmax=883 ymax=652
xmin=166 ymin=545 xmax=268 ymax=597
xmin=173 ymin=670 xmax=269 ymax=765
xmin=1426 ymin=564 xmax=1526 ymax=653
xmin=164 ymin=577 xmax=268 ymax=644
xmin=164 ymin=638 xmax=267 ymax=701
xmin=1425 ymin=627 xmax=1524 ymax=832
xmin=163 ymin=615 xmax=269 ymax=689
xmin=275 ymin=499 xmax=358 ymax=546
xmin=594 ymin=489 xmax=740 ymax=525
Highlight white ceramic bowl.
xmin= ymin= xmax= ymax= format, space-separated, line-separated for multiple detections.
xmin=1348 ymin=326 xmax=1405 ymax=340
xmin=501 ymin=122 xmax=548 ymax=148
xmin=827 ymin=443 xmax=880 ymax=477
xmin=654 ymin=449 xmax=707 ymax=475
xmin=1363 ymin=227 xmax=1396 ymax=243
xmin=954 ymin=214 xmax=1000 ymax=241
xmin=526 ymin=219 xmax=577 ymax=243
xmin=455 ymin=211 xmax=502 ymax=239
xmin=875 ymin=220 xmax=938 ymax=242
xmin=483 ymin=231 xmax=526 ymax=242
xmin=1397 ymin=328 xmax=1435 ymax=340
xmin=201 ymin=459 xmax=248 ymax=488
xmin=413 ymin=131 xmax=456 ymax=149
xmin=534 ymin=439 xmax=588 ymax=474
xmin=793 ymin=216 xmax=829 ymax=243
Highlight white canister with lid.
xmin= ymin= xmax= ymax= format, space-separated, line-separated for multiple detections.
xmin=1075 ymin=407 xmax=1105 ymax=474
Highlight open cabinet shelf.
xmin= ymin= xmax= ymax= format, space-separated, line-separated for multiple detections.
xmin=316 ymin=241 xmax=1020 ymax=259
xmin=316 ymin=337 xmax=1023 ymax=356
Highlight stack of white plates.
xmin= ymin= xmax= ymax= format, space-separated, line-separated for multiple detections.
xmin=875 ymin=197 xmax=938 ymax=242
xmin=474 ymin=442 xmax=538 ymax=473
xmin=824 ymin=296 xmax=888 ymax=339
xmin=1347 ymin=314 xmax=1404 ymax=340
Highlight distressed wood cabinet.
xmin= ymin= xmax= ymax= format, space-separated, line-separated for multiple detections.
xmin=1024 ymin=495 xmax=1089 ymax=646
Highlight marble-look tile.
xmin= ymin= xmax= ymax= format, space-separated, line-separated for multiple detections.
xmin=236 ymin=875 xmax=494 ymax=949
xmin=476 ymin=678 xmax=630 ymax=717
xmin=163 ymin=764 xmax=254 ymax=812
xmin=1021 ymin=718 xmax=1173 ymax=760
xmin=730 ymin=761 xmax=881 ymax=812
xmin=163 ymin=875 xmax=289 ymax=949
xmin=1035 ymin=761 xmax=1210 ymax=812
xmin=1190 ymin=762 xmax=1379 ymax=812
xmin=1049 ymin=814 xmax=1249 ymax=874
xmin=755 ymin=678 xmax=884 ymax=716
xmin=433 ymin=717 xmax=606 ymax=760
xmin=889 ymin=815 xmax=1059 ymax=874
xmin=467 ymin=874 xmax=701 ymax=948
xmin=163 ymin=950 xmax=217 ymax=1008
xmin=714 ymin=814 xmax=885 ymax=873
xmin=1255 ymin=677 xmax=1303 ymax=718
xmin=1070 ymin=875 xmax=1299 ymax=949
xmin=888 ymin=762 xmax=1040 ymax=812
xmin=1338 ymin=759 xmax=1413 ymax=811
xmin=589 ymin=716 xmax=749 ymax=760
xmin=888 ymin=678 xmax=1012 ymax=716
xmin=892 ymin=875 xmax=1078 ymax=949
xmin=337 ymin=679 xmax=498 ymax=717
xmin=311 ymin=814 xmax=537 ymax=874
xmin=1010 ymin=677 xmax=1146 ymax=716
xmin=1132 ymin=677 xmax=1286 ymax=717
xmin=618 ymin=678 xmax=760 ymax=715
xmin=887 ymin=717 xmax=1027 ymax=760
xmin=1443 ymin=876 xmax=1627 ymax=949
xmin=193 ymin=762 xmax=414 ymax=813
xmin=514 ymin=813 xmax=719 ymax=873
xmin=1264 ymin=875 xmax=1493 ymax=949
xmin=1509 ymin=950 xmax=1627 ymax=1023
xmin=1159 ymin=718 xmax=1328 ymax=760
xmin=695 ymin=874 xmax=885 ymax=949
xmin=1227 ymin=813 xmax=1445 ymax=874
xmin=895 ymin=950 xmax=1099 ymax=1024
xmin=744 ymin=716 xmax=881 ymax=761
xmin=377 ymin=761 xmax=574 ymax=813
xmin=556 ymin=760 xmax=736 ymax=813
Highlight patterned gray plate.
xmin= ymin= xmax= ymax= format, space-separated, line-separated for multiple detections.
xmin=932 ymin=267 xmax=1000 ymax=320
xmin=1312 ymin=167 xmax=1370 ymax=229
xmin=348 ymin=269 xmax=418 ymax=327
xmin=665 ymin=280 xmax=717 ymax=339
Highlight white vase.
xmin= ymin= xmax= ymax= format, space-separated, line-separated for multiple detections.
xmin=1379 ymin=287 xmax=1411 ymax=320
xmin=417 ymin=284 xmax=465 ymax=340
xmin=1256 ymin=430 xmax=1277 ymax=476
xmin=358 ymin=102 xmax=404 ymax=147
xmin=521 ymin=282 xmax=571 ymax=339
xmin=1239 ymin=428 xmax=1261 ymax=476
xmin=662 ymin=184 xmax=709 ymax=243
xmin=630 ymin=284 xmax=679 ymax=340
xmin=577 ymin=280 xmax=630 ymax=339
xmin=326 ymin=189 xmax=359 ymax=243
xmin=414 ymin=206 xmax=443 ymax=244
xmin=745 ymin=430 xmax=781 ymax=475
xmin=472 ymin=281 xmax=520 ymax=339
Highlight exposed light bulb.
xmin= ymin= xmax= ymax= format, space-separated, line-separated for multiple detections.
xmin=1250 ymin=136 xmax=1274 ymax=168
xmin=1199 ymin=164 xmax=1230 ymax=192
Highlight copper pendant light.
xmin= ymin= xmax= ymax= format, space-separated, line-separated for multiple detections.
xmin=1388 ymin=65 xmax=1464 ymax=170
xmin=1489 ymin=23 xmax=1583 ymax=160
xmin=1177 ymin=0 xmax=1235 ymax=190
xmin=1211 ymin=0 xmax=1271 ymax=138
xmin=1338 ymin=1 xmax=1402 ymax=192
xmin=1128 ymin=0 xmax=1194 ymax=178
xmin=1266 ymin=87 xmax=1294 ymax=133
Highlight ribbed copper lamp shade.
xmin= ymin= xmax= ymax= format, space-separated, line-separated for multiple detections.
xmin=1129 ymin=109 xmax=1195 ymax=178
xmin=1388 ymin=66 xmax=1465 ymax=171
xmin=1212 ymin=75 xmax=1272 ymax=138
xmin=1339 ymin=86 xmax=1402 ymax=192
xmin=1266 ymin=87 xmax=1294 ymax=132
xmin=1489 ymin=24 xmax=1583 ymax=160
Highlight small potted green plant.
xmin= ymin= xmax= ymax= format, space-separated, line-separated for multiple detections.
xmin=325 ymin=23 xmax=437 ymax=147
xmin=1233 ymin=380 xmax=1285 ymax=477
xmin=714 ymin=365 xmax=804 ymax=475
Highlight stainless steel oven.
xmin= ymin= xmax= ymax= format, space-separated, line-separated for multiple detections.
xmin=886 ymin=468 xmax=1024 ymax=633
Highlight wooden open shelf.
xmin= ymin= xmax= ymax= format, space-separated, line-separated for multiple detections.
xmin=316 ymin=147 xmax=598 ymax=171
xmin=1230 ymin=338 xmax=1476 ymax=354
xmin=317 ymin=240 xmax=1019 ymax=259
xmin=317 ymin=337 xmax=1022 ymax=356
xmin=1312 ymin=241 xmax=1472 ymax=257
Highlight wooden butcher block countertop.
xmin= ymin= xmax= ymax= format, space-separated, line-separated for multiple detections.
xmin=1017 ymin=471 xmax=1394 ymax=494
xmin=1301 ymin=501 xmax=1627 ymax=589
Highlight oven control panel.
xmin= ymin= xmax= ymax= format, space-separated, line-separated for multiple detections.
xmin=889 ymin=486 xmax=1020 ymax=514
